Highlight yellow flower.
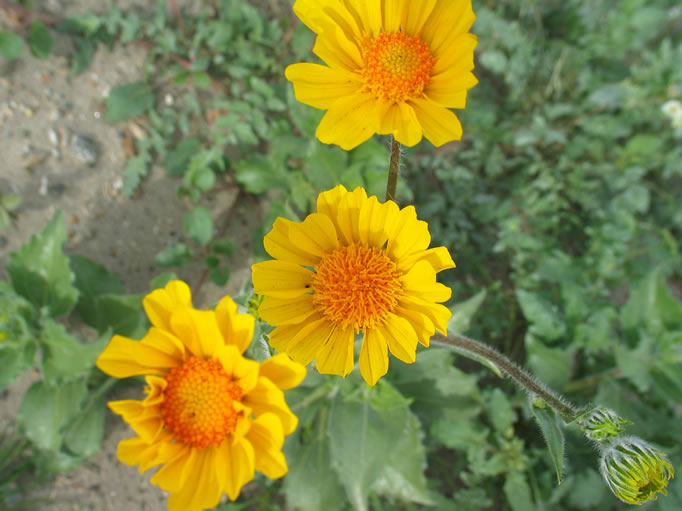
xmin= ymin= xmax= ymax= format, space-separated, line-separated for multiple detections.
xmin=285 ymin=0 xmax=478 ymax=150
xmin=600 ymin=437 xmax=675 ymax=505
xmin=252 ymin=185 xmax=455 ymax=385
xmin=96 ymin=281 xmax=306 ymax=511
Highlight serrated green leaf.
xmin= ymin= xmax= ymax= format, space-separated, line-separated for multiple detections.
xmin=621 ymin=266 xmax=682 ymax=334
xmin=504 ymin=471 xmax=534 ymax=511
xmin=18 ymin=379 xmax=86 ymax=451
xmin=209 ymin=266 xmax=230 ymax=286
xmin=525 ymin=334 xmax=575 ymax=389
xmin=516 ymin=289 xmax=566 ymax=341
xmin=163 ymin=138 xmax=202 ymax=176
xmin=448 ymin=289 xmax=487 ymax=334
xmin=8 ymin=211 xmax=79 ymax=317
xmin=0 ymin=31 xmax=23 ymax=59
xmin=104 ymin=82 xmax=154 ymax=122
xmin=91 ymin=294 xmax=146 ymax=338
xmin=283 ymin=433 xmax=345 ymax=511
xmin=183 ymin=207 xmax=213 ymax=246
xmin=150 ymin=272 xmax=179 ymax=290
xmin=39 ymin=319 xmax=108 ymax=384
xmin=28 ymin=22 xmax=54 ymax=59
xmin=122 ymin=149 xmax=151 ymax=197
xmin=70 ymin=254 xmax=123 ymax=320
xmin=530 ymin=401 xmax=565 ymax=484
xmin=212 ymin=237 xmax=235 ymax=256
xmin=63 ymin=395 xmax=106 ymax=457
xmin=234 ymin=155 xmax=287 ymax=194
xmin=486 ymin=388 xmax=516 ymax=437
xmin=371 ymin=411 xmax=433 ymax=505
xmin=327 ymin=384 xmax=410 ymax=511
xmin=70 ymin=37 xmax=96 ymax=76
xmin=155 ymin=243 xmax=192 ymax=267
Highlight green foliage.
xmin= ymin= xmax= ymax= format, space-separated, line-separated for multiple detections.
xmin=27 ymin=22 xmax=53 ymax=59
xmin=103 ymin=82 xmax=155 ymax=121
xmin=0 ymin=31 xmax=23 ymax=60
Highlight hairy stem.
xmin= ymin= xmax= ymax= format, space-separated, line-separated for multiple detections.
xmin=435 ymin=334 xmax=582 ymax=421
xmin=385 ymin=137 xmax=401 ymax=202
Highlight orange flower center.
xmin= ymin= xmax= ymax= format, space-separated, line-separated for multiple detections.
xmin=160 ymin=357 xmax=242 ymax=449
xmin=312 ymin=244 xmax=402 ymax=332
xmin=361 ymin=32 xmax=435 ymax=103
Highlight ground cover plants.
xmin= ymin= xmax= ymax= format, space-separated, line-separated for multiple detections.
xmin=0 ymin=0 xmax=680 ymax=510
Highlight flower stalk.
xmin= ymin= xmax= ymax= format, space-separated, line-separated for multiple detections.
xmin=386 ymin=137 xmax=401 ymax=201
xmin=434 ymin=333 xmax=581 ymax=421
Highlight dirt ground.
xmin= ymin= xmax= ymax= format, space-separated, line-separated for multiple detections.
xmin=0 ymin=1 xmax=270 ymax=509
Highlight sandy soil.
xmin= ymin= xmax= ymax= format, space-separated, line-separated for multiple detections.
xmin=1 ymin=1 xmax=268 ymax=509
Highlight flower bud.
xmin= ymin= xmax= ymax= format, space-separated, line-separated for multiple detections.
xmin=576 ymin=407 xmax=631 ymax=441
xmin=600 ymin=437 xmax=674 ymax=505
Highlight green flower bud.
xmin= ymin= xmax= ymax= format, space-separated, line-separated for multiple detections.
xmin=577 ymin=407 xmax=632 ymax=440
xmin=600 ymin=437 xmax=674 ymax=505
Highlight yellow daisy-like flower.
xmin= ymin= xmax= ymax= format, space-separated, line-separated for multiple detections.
xmin=252 ymin=185 xmax=455 ymax=385
xmin=285 ymin=0 xmax=478 ymax=150
xmin=95 ymin=281 xmax=306 ymax=511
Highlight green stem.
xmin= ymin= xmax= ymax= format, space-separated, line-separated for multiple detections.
xmin=435 ymin=334 xmax=582 ymax=421
xmin=385 ymin=137 xmax=401 ymax=202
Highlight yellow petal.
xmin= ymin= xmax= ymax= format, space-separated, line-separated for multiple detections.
xmin=169 ymin=308 xmax=222 ymax=359
xmin=395 ymin=305 xmax=436 ymax=346
xmin=215 ymin=437 xmax=255 ymax=501
xmin=316 ymin=93 xmax=378 ymax=150
xmin=312 ymin=17 xmax=363 ymax=73
xmin=259 ymin=353 xmax=307 ymax=390
xmin=404 ymin=0 xmax=437 ymax=36
xmin=165 ymin=449 xmax=223 ymax=511
xmin=426 ymin=70 xmax=478 ymax=108
xmin=402 ymin=260 xmax=453 ymax=303
xmin=343 ymin=0 xmax=382 ymax=36
xmin=216 ymin=345 xmax=260 ymax=392
xmin=136 ymin=327 xmax=186 ymax=369
xmin=142 ymin=280 xmax=192 ymax=331
xmin=383 ymin=0 xmax=409 ymax=33
xmin=422 ymin=0 xmax=475 ymax=57
xmin=376 ymin=101 xmax=423 ymax=147
xmin=400 ymin=246 xmax=456 ymax=273
xmin=316 ymin=184 xmax=349 ymax=220
xmin=252 ymin=260 xmax=314 ymax=299
xmin=259 ymin=295 xmax=317 ymax=326
xmin=387 ymin=205 xmax=431 ymax=262
xmin=215 ymin=295 xmax=255 ymax=354
xmin=409 ymin=97 xmax=463 ymax=147
xmin=268 ymin=323 xmax=305 ymax=352
xmin=399 ymin=294 xmax=452 ymax=334
xmin=380 ymin=314 xmax=418 ymax=364
xmin=286 ymin=317 xmax=336 ymax=366
xmin=358 ymin=328 xmax=388 ymax=386
xmin=292 ymin=0 xmax=338 ymax=33
xmin=432 ymin=33 xmax=478 ymax=76
xmin=296 ymin=213 xmax=340 ymax=255
xmin=315 ymin=326 xmax=355 ymax=376
xmin=108 ymin=399 xmax=163 ymax=442
xmin=96 ymin=335 xmax=161 ymax=378
xmin=263 ymin=217 xmax=321 ymax=266
xmin=149 ymin=444 xmax=195 ymax=493
xmin=243 ymin=378 xmax=299 ymax=435
xmin=116 ymin=436 xmax=163 ymax=471
xmin=246 ymin=413 xmax=288 ymax=479
xmin=285 ymin=63 xmax=362 ymax=111
xmin=332 ymin=186 xmax=368 ymax=245
xmin=143 ymin=375 xmax=167 ymax=406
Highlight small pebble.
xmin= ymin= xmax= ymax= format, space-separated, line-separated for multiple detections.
xmin=70 ymin=133 xmax=99 ymax=165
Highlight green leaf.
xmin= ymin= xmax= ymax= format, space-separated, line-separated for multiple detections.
xmin=123 ymin=150 xmax=151 ymax=197
xmin=486 ymin=388 xmax=516 ymax=437
xmin=70 ymin=254 xmax=123 ymax=320
xmin=155 ymin=243 xmax=192 ymax=267
xmin=104 ymin=82 xmax=154 ymax=122
xmin=371 ymin=411 xmax=433 ymax=505
xmin=0 ymin=31 xmax=23 ymax=60
xmin=621 ymin=266 xmax=682 ymax=334
xmin=183 ymin=207 xmax=213 ymax=247
xmin=209 ymin=266 xmax=230 ymax=286
xmin=27 ymin=22 xmax=54 ymax=59
xmin=327 ymin=383 xmax=410 ymax=511
xmin=525 ymin=334 xmax=575 ymax=389
xmin=8 ymin=211 xmax=79 ymax=317
xmin=504 ymin=471 xmax=534 ymax=511
xmin=89 ymin=294 xmax=147 ymax=338
xmin=212 ymin=237 xmax=235 ymax=256
xmin=283 ymin=434 xmax=345 ymax=511
xmin=448 ymin=289 xmax=487 ymax=334
xmin=234 ymin=155 xmax=287 ymax=194
xmin=18 ymin=379 xmax=86 ymax=451
xmin=63 ymin=395 xmax=106 ymax=457
xmin=150 ymin=272 xmax=178 ymax=290
xmin=304 ymin=143 xmax=347 ymax=190
xmin=530 ymin=400 xmax=565 ymax=484
xmin=39 ymin=319 xmax=108 ymax=385
xmin=163 ymin=138 xmax=202 ymax=176
xmin=516 ymin=289 xmax=566 ymax=341
xmin=70 ymin=37 xmax=96 ymax=76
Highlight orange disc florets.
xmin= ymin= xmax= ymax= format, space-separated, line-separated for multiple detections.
xmin=312 ymin=244 xmax=402 ymax=332
xmin=361 ymin=31 xmax=436 ymax=103
xmin=160 ymin=357 xmax=242 ymax=449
